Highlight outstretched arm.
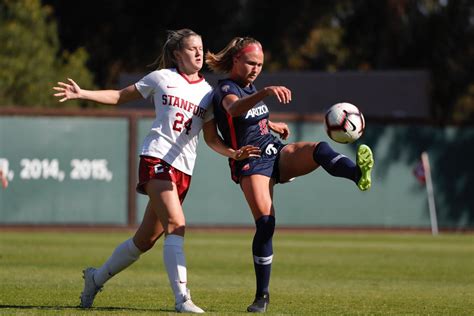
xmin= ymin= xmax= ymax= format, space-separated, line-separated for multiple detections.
xmin=222 ymin=86 xmax=292 ymax=117
xmin=53 ymin=78 xmax=143 ymax=105
xmin=203 ymin=120 xmax=260 ymax=160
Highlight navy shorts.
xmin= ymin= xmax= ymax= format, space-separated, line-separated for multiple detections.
xmin=230 ymin=142 xmax=286 ymax=184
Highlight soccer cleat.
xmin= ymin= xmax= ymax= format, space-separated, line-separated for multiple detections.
xmin=79 ymin=267 xmax=103 ymax=308
xmin=356 ymin=144 xmax=374 ymax=191
xmin=175 ymin=289 xmax=205 ymax=314
xmin=247 ymin=293 xmax=269 ymax=313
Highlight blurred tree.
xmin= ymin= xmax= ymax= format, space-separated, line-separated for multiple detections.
xmin=41 ymin=0 xmax=245 ymax=87
xmin=235 ymin=0 xmax=473 ymax=122
xmin=0 ymin=0 xmax=95 ymax=108
xmin=240 ymin=1 xmax=349 ymax=71
xmin=340 ymin=0 xmax=474 ymax=122
xmin=39 ymin=0 xmax=473 ymax=120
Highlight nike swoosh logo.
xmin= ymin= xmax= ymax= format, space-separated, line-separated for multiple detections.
xmin=342 ymin=110 xmax=357 ymax=132
xmin=347 ymin=119 xmax=357 ymax=131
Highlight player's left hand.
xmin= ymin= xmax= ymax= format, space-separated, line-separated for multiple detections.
xmin=269 ymin=121 xmax=290 ymax=140
xmin=234 ymin=145 xmax=261 ymax=160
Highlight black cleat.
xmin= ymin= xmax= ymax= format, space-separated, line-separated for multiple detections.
xmin=247 ymin=293 xmax=269 ymax=313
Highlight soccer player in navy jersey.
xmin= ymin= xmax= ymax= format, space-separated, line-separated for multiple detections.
xmin=205 ymin=37 xmax=374 ymax=313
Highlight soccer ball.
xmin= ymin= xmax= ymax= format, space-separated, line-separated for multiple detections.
xmin=324 ymin=102 xmax=365 ymax=144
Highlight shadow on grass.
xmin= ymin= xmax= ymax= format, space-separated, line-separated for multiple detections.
xmin=0 ymin=304 xmax=175 ymax=312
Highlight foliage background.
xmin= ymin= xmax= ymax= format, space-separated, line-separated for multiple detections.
xmin=0 ymin=0 xmax=96 ymax=108
xmin=0 ymin=0 xmax=472 ymax=120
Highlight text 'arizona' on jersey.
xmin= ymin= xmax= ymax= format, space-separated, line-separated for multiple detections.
xmin=213 ymin=78 xmax=279 ymax=151
xmin=135 ymin=68 xmax=213 ymax=175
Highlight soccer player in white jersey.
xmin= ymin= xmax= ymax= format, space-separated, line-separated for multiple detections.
xmin=53 ymin=29 xmax=259 ymax=313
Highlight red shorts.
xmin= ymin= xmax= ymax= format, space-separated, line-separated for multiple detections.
xmin=136 ymin=156 xmax=192 ymax=204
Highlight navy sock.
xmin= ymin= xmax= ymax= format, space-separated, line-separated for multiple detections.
xmin=313 ymin=141 xmax=361 ymax=183
xmin=252 ymin=215 xmax=275 ymax=297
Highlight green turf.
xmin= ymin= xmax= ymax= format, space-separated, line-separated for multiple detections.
xmin=0 ymin=230 xmax=473 ymax=315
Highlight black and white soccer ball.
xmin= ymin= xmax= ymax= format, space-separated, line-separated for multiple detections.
xmin=324 ymin=102 xmax=365 ymax=144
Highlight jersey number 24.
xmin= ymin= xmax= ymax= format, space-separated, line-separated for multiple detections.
xmin=173 ymin=113 xmax=192 ymax=135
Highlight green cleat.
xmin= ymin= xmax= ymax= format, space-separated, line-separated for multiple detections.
xmin=357 ymin=144 xmax=374 ymax=191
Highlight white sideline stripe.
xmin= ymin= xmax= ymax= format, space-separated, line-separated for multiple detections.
xmin=253 ymin=255 xmax=273 ymax=265
xmin=330 ymin=154 xmax=346 ymax=166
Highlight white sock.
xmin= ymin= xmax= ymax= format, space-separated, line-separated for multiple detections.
xmin=93 ymin=238 xmax=142 ymax=286
xmin=163 ymin=234 xmax=188 ymax=303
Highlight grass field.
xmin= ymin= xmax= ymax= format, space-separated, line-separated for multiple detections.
xmin=0 ymin=230 xmax=473 ymax=315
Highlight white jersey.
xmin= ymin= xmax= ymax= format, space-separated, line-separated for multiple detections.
xmin=135 ymin=68 xmax=213 ymax=175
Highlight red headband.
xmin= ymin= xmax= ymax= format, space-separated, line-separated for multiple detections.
xmin=235 ymin=44 xmax=262 ymax=57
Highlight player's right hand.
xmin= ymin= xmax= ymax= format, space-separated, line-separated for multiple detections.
xmin=52 ymin=78 xmax=82 ymax=102
xmin=234 ymin=145 xmax=261 ymax=160
xmin=263 ymin=86 xmax=292 ymax=104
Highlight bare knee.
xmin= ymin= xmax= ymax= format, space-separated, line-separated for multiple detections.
xmin=133 ymin=232 xmax=163 ymax=252
xmin=166 ymin=220 xmax=186 ymax=236
xmin=279 ymin=142 xmax=319 ymax=181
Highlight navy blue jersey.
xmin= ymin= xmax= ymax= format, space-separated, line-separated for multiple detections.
xmin=213 ymin=79 xmax=280 ymax=149
xmin=213 ymin=78 xmax=283 ymax=183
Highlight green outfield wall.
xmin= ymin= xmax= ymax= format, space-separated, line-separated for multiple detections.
xmin=182 ymin=122 xmax=474 ymax=229
xmin=0 ymin=115 xmax=128 ymax=224
xmin=1 ymin=111 xmax=473 ymax=229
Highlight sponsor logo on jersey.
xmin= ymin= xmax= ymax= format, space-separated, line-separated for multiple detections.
xmin=245 ymin=104 xmax=269 ymax=119
xmin=221 ymin=85 xmax=230 ymax=92
xmin=162 ymin=94 xmax=207 ymax=119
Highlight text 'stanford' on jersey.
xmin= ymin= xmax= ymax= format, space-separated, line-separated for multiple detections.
xmin=136 ymin=68 xmax=213 ymax=175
